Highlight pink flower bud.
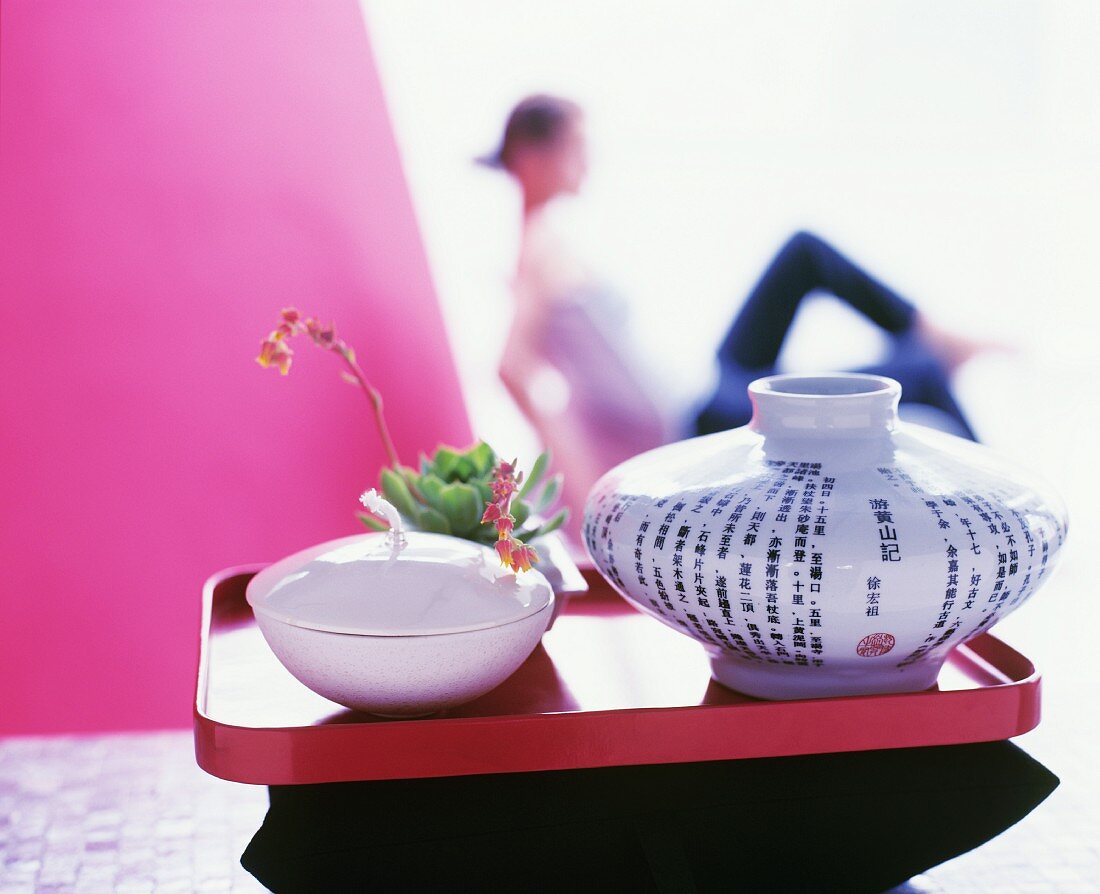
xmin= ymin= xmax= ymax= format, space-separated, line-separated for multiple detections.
xmin=256 ymin=338 xmax=294 ymax=375
xmin=256 ymin=338 xmax=293 ymax=373
xmin=512 ymin=543 xmax=538 ymax=572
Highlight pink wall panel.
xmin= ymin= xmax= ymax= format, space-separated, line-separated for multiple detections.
xmin=0 ymin=1 xmax=470 ymax=733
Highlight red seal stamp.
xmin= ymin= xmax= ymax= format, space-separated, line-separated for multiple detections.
xmin=856 ymin=632 xmax=896 ymax=657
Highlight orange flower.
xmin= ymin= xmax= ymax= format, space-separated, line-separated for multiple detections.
xmin=510 ymin=543 xmax=539 ymax=573
xmin=256 ymin=337 xmax=293 ymax=375
xmin=492 ymin=540 xmax=538 ymax=574
xmin=481 ymin=460 xmax=539 ymax=573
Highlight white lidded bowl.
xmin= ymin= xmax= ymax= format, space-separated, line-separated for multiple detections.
xmin=247 ymin=499 xmax=554 ymax=717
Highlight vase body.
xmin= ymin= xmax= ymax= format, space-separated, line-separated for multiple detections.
xmin=583 ymin=374 xmax=1068 ymax=700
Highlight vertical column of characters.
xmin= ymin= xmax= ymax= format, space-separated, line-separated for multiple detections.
xmin=938 ymin=544 xmax=962 ymax=629
xmin=603 ymin=493 xmax=640 ymax=593
xmin=763 ymin=528 xmax=786 ymax=661
xmin=959 ymin=492 xmax=1013 ymax=631
xmin=990 ymin=483 xmax=1062 ymax=628
xmin=939 ymin=491 xmax=984 ymax=648
xmin=759 ymin=465 xmax=785 ymax=663
xmin=687 ymin=488 xmax=727 ymax=648
xmin=650 ymin=497 xmax=689 ymax=629
xmin=668 ymin=500 xmax=718 ymax=645
xmin=584 ymin=488 xmax=622 ymax=589
xmin=582 ymin=488 xmax=608 ymax=563
xmin=680 ymin=514 xmax=720 ymax=648
xmin=709 ymin=487 xmax=746 ymax=525
xmin=892 ymin=467 xmax=925 ymax=498
xmin=774 ymin=482 xmax=805 ymax=667
xmin=792 ymin=474 xmax=829 ymax=668
xmin=671 ymin=505 xmax=690 ymax=605
xmin=738 ymin=553 xmax=773 ymax=661
xmin=631 ymin=515 xmax=649 ymax=594
xmin=806 ymin=474 xmax=828 ymax=666
xmin=865 ymin=575 xmax=882 ymax=619
xmin=738 ymin=466 xmax=789 ymax=664
xmin=1003 ymin=503 xmax=1036 ymax=611
xmin=969 ymin=491 xmax=1025 ymax=613
xmin=896 ymin=544 xmax=965 ymax=668
xmin=1034 ymin=519 xmax=1053 ymax=589
xmin=740 ymin=485 xmax=773 ymax=661
xmin=631 ymin=516 xmax=664 ymax=617
xmin=719 ymin=495 xmax=758 ymax=661
xmin=868 ymin=496 xmax=902 ymax=564
xmin=894 ymin=494 xmax=957 ymax=668
xmin=717 ymin=496 xmax=752 ymax=562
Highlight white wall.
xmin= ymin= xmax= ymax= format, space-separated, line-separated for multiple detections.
xmin=364 ymin=0 xmax=1100 ymax=503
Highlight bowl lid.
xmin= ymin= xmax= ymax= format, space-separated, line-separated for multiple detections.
xmin=246 ymin=530 xmax=554 ymax=636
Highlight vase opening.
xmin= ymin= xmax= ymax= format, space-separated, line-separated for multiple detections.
xmin=748 ymin=373 xmax=901 ymax=434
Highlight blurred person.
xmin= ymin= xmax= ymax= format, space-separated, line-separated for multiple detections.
xmin=483 ymin=95 xmax=998 ymax=517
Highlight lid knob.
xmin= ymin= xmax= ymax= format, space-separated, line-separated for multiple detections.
xmin=359 ymin=488 xmax=407 ymax=554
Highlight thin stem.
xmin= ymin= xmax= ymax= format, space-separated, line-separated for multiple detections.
xmin=338 ymin=348 xmax=400 ymax=470
xmin=499 ymin=488 xmax=516 ymax=532
xmin=260 ymin=310 xmax=430 ymax=505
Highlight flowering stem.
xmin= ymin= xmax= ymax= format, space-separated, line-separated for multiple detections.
xmin=257 ymin=308 xmax=433 ymax=507
xmin=337 ymin=346 xmax=400 ymax=471
xmin=480 ymin=460 xmax=538 ymax=573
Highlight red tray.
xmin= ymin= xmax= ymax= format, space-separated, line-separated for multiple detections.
xmin=194 ymin=565 xmax=1042 ymax=785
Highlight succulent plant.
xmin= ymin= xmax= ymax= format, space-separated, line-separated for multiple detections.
xmin=257 ymin=309 xmax=567 ymax=571
xmin=359 ymin=442 xmax=568 ymax=548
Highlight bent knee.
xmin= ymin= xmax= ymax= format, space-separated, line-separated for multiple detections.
xmin=781 ymin=229 xmax=825 ymax=257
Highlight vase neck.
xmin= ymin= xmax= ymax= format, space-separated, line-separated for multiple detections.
xmin=747 ymin=373 xmax=901 ymax=437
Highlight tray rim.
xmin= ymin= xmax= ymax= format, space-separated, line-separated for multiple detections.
xmin=194 ymin=564 xmax=1042 ymax=785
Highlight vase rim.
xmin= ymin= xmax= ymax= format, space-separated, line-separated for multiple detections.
xmin=747 ymin=373 xmax=902 ymax=435
xmin=748 ymin=372 xmax=901 ymax=400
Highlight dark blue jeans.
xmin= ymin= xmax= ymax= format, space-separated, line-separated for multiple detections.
xmin=693 ymin=231 xmax=977 ymax=440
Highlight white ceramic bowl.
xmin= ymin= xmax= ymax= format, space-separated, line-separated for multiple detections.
xmin=247 ymin=531 xmax=554 ymax=717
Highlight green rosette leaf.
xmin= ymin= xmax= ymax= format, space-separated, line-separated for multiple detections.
xmin=511 ymin=499 xmax=530 ymax=528
xmin=431 ymin=447 xmax=460 ymax=480
xmin=417 ymin=474 xmax=447 ymax=513
xmin=535 ymin=473 xmax=563 ymax=512
xmin=517 ymin=451 xmax=549 ymax=499
xmin=380 ymin=467 xmax=418 ymax=519
xmin=452 ymin=454 xmax=477 ymax=482
xmin=440 ymin=482 xmax=483 ymax=535
xmin=468 ymin=441 xmax=496 ymax=477
xmin=515 ymin=508 xmax=569 ymax=542
xmin=417 ymin=507 xmax=452 ymax=534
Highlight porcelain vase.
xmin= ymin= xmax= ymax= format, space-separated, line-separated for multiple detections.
xmin=583 ymin=373 xmax=1068 ymax=700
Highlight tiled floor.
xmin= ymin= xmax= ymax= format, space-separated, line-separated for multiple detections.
xmin=0 ymin=733 xmax=266 ymax=894
xmin=2 ymin=713 xmax=1098 ymax=892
